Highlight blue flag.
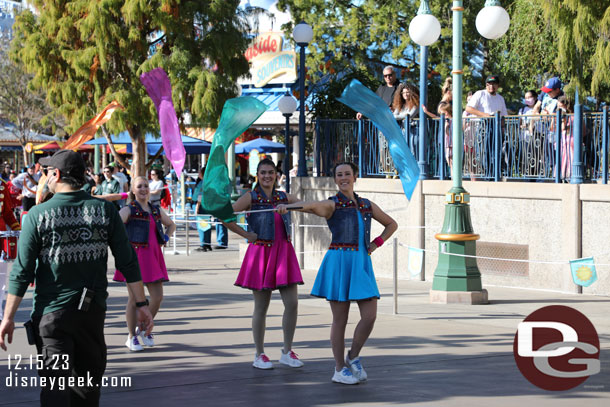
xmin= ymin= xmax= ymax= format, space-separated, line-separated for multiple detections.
xmin=337 ymin=79 xmax=420 ymax=200
xmin=569 ymin=257 xmax=597 ymax=287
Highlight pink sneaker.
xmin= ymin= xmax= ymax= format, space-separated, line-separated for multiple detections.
xmin=279 ymin=350 xmax=304 ymax=368
xmin=253 ymin=353 xmax=273 ymax=369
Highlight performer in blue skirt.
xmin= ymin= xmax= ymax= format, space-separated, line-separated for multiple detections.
xmin=278 ymin=162 xmax=397 ymax=385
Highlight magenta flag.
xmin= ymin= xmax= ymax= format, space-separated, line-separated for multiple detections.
xmin=140 ymin=68 xmax=186 ymax=175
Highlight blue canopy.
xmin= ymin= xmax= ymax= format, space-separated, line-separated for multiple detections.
xmin=235 ymin=138 xmax=286 ymax=154
xmin=84 ymin=131 xmax=160 ymax=145
xmin=127 ymin=141 xmax=211 ymax=155
xmin=85 ymin=131 xmax=211 ymax=155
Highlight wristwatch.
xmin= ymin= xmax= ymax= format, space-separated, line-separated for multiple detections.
xmin=135 ymin=299 xmax=149 ymax=308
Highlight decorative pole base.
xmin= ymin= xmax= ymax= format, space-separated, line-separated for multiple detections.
xmin=430 ymin=190 xmax=489 ymax=304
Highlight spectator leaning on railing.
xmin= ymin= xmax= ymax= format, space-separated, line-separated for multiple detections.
xmin=356 ymin=65 xmax=399 ymax=120
xmin=537 ymin=77 xmax=563 ymax=115
xmin=465 ymin=75 xmax=508 ymax=118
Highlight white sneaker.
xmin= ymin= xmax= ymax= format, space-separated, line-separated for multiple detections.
xmin=125 ymin=335 xmax=143 ymax=352
xmin=332 ymin=367 xmax=359 ymax=385
xmin=252 ymin=353 xmax=273 ymax=369
xmin=136 ymin=327 xmax=155 ymax=347
xmin=346 ymin=353 xmax=367 ymax=381
xmin=279 ymin=350 xmax=304 ymax=368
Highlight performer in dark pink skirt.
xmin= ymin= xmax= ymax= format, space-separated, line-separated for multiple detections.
xmin=224 ymin=158 xmax=304 ymax=370
xmin=114 ymin=176 xmax=175 ymax=352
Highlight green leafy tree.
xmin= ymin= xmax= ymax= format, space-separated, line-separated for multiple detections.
xmin=277 ymin=0 xmax=510 ymax=119
xmin=487 ymin=0 xmax=557 ymax=109
xmin=0 ymin=38 xmax=59 ymax=166
xmin=11 ymin=0 xmax=253 ymax=176
xmin=540 ymin=0 xmax=610 ymax=103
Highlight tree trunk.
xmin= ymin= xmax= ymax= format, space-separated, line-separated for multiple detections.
xmin=130 ymin=135 xmax=147 ymax=178
xmin=22 ymin=145 xmax=29 ymax=167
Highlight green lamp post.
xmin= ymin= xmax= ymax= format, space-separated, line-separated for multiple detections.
xmin=410 ymin=0 xmax=510 ymax=304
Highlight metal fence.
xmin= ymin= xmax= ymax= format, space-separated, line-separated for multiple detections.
xmin=314 ymin=108 xmax=610 ymax=183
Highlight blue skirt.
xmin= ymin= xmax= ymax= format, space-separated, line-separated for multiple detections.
xmin=311 ymin=215 xmax=380 ymax=302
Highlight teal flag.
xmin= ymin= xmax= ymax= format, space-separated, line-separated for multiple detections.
xmin=569 ymin=257 xmax=598 ymax=287
xmin=202 ymin=97 xmax=267 ymax=222
xmin=337 ymin=79 xmax=420 ymax=200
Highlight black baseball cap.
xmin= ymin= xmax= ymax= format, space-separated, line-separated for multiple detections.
xmin=486 ymin=75 xmax=500 ymax=84
xmin=39 ymin=150 xmax=86 ymax=176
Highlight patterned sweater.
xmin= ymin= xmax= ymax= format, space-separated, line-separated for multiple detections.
xmin=8 ymin=190 xmax=141 ymax=317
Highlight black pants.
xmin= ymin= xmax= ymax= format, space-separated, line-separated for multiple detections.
xmin=33 ymin=303 xmax=107 ymax=407
xmin=22 ymin=196 xmax=36 ymax=211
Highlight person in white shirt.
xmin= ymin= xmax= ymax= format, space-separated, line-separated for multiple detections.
xmin=464 ymin=75 xmax=508 ymax=178
xmin=111 ymin=163 xmax=129 ymax=207
xmin=149 ymin=168 xmax=164 ymax=206
xmin=465 ymin=75 xmax=508 ymax=117
xmin=12 ymin=164 xmax=40 ymax=211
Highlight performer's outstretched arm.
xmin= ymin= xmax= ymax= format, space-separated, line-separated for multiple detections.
xmin=276 ymin=200 xmax=335 ymax=220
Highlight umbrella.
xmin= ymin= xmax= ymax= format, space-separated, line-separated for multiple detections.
xmin=234 ymin=137 xmax=286 ymax=154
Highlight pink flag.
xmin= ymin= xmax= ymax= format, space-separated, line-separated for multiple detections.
xmin=140 ymin=68 xmax=186 ymax=175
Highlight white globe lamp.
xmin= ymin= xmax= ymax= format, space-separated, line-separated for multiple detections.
xmin=409 ymin=13 xmax=441 ymax=46
xmin=292 ymin=21 xmax=313 ymax=45
xmin=278 ymin=94 xmax=297 ymax=116
xmin=476 ymin=5 xmax=510 ymax=39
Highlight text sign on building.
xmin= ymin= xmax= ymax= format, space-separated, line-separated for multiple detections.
xmin=245 ymin=32 xmax=297 ymax=88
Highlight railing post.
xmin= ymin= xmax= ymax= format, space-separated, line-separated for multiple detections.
xmin=314 ymin=119 xmax=320 ymax=177
xmin=185 ymin=208 xmax=190 ymax=256
xmin=571 ymin=89 xmax=584 ymax=184
xmin=603 ymin=106 xmax=609 ymax=184
xmin=494 ymin=112 xmax=501 ymax=182
xmin=555 ymin=109 xmax=562 ymax=183
xmin=358 ymin=120 xmax=364 ymax=178
xmin=393 ymin=237 xmax=398 ymax=315
xmin=439 ymin=114 xmax=446 ymax=180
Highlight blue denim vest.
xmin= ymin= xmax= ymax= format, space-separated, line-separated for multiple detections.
xmin=247 ymin=186 xmax=292 ymax=246
xmin=326 ymin=192 xmax=372 ymax=251
xmin=125 ymin=200 xmax=165 ymax=248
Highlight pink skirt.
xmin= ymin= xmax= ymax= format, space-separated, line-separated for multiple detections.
xmin=114 ymin=215 xmax=169 ymax=284
xmin=235 ymin=213 xmax=303 ymax=290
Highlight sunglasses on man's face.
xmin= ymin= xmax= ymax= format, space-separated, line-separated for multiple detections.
xmin=384 ymin=74 xmax=394 ymax=78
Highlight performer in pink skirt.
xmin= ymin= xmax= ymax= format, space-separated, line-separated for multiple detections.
xmin=114 ymin=176 xmax=175 ymax=351
xmin=224 ymin=158 xmax=304 ymax=369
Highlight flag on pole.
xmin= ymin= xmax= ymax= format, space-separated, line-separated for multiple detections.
xmin=202 ymin=97 xmax=267 ymax=222
xmin=337 ymin=79 xmax=420 ymax=200
xmin=140 ymin=68 xmax=186 ymax=175
xmin=569 ymin=257 xmax=597 ymax=287
xmin=62 ymin=101 xmax=124 ymax=150
xmin=408 ymin=247 xmax=424 ymax=276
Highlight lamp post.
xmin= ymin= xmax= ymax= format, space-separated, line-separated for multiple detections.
xmin=292 ymin=21 xmax=313 ymax=177
xmin=409 ymin=0 xmax=441 ymax=180
xmin=410 ymin=0 xmax=509 ymax=304
xmin=278 ymin=92 xmax=297 ymax=193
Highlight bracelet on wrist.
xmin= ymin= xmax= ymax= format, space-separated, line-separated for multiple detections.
xmin=373 ymin=236 xmax=384 ymax=247
xmin=135 ymin=299 xmax=149 ymax=308
xmin=120 ymin=192 xmax=128 ymax=200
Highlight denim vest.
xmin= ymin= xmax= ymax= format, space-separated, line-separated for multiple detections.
xmin=326 ymin=192 xmax=372 ymax=251
xmin=247 ymin=186 xmax=292 ymax=246
xmin=125 ymin=201 xmax=165 ymax=248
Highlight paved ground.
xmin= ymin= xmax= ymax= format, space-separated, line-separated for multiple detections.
xmin=1 ymin=230 xmax=609 ymax=406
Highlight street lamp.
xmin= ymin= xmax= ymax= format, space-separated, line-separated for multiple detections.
xmin=278 ymin=92 xmax=297 ymax=193
xmin=409 ymin=0 xmax=441 ymax=180
xmin=410 ymin=0 xmax=509 ymax=304
xmin=292 ymin=21 xmax=313 ymax=177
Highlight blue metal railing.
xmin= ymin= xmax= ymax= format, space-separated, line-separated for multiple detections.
xmin=314 ymin=107 xmax=610 ymax=183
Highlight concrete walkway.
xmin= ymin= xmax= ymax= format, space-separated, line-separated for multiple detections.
xmin=1 ymin=235 xmax=608 ymax=406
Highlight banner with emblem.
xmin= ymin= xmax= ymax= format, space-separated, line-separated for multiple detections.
xmin=408 ymin=247 xmax=424 ymax=277
xmin=569 ymin=257 xmax=597 ymax=287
